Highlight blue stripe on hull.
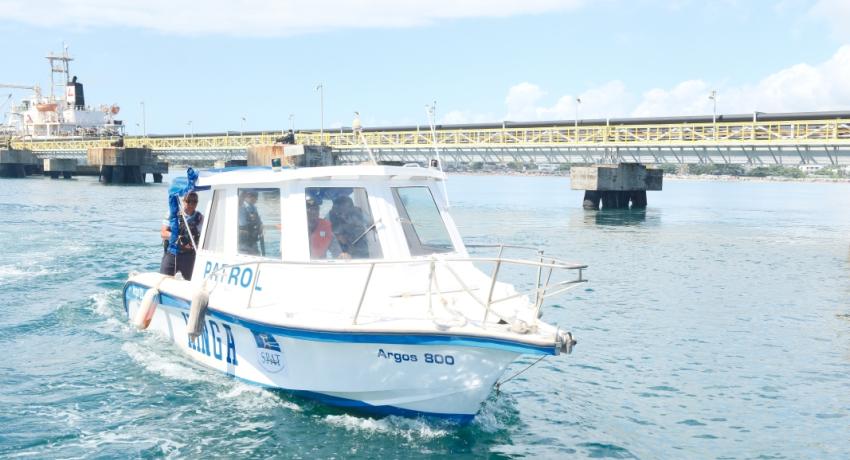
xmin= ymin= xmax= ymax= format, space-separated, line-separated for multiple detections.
xmin=122 ymin=281 xmax=556 ymax=356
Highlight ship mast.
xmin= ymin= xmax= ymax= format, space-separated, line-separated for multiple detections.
xmin=45 ymin=44 xmax=72 ymax=103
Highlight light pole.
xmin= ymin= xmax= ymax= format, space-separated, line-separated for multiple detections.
xmin=709 ymin=90 xmax=717 ymax=123
xmin=575 ymin=97 xmax=582 ymax=140
xmin=315 ymin=83 xmax=324 ymax=143
xmin=187 ymin=120 xmax=193 ymax=139
xmin=140 ymin=101 xmax=146 ymax=137
xmin=289 ymin=113 xmax=295 ymax=131
xmin=240 ymin=116 xmax=246 ymax=136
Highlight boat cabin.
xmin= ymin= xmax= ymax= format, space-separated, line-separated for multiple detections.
xmin=190 ymin=165 xmax=465 ymax=282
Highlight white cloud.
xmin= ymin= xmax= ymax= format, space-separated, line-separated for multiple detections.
xmin=503 ymin=80 xmax=631 ymax=121
xmin=448 ymin=44 xmax=850 ymax=124
xmin=636 ymin=44 xmax=850 ymax=116
xmin=632 ymin=79 xmax=712 ymax=117
xmin=0 ymin=0 xmax=584 ymax=37
xmin=505 ymin=82 xmax=547 ymax=120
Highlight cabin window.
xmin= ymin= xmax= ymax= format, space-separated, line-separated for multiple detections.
xmin=202 ymin=190 xmax=226 ymax=252
xmin=392 ymin=186 xmax=455 ymax=256
xmin=304 ymin=187 xmax=382 ymax=260
xmin=237 ymin=188 xmax=281 ymax=258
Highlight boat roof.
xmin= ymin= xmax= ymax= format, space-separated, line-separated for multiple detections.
xmin=196 ymin=165 xmax=446 ymax=188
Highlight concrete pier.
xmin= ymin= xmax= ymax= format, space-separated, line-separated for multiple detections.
xmin=0 ymin=149 xmax=37 ymax=178
xmin=247 ymin=144 xmax=297 ymax=167
xmin=247 ymin=144 xmax=334 ymax=168
xmin=87 ymin=147 xmax=158 ymax=184
xmin=43 ymin=159 xmax=78 ymax=179
xmin=214 ymin=159 xmax=248 ymax=168
xmin=571 ymin=163 xmax=663 ymax=210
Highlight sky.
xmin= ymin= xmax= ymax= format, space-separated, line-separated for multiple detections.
xmin=1 ymin=0 xmax=850 ymax=135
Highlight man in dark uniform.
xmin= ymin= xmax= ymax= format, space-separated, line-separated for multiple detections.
xmin=238 ymin=190 xmax=264 ymax=255
xmin=329 ymin=195 xmax=369 ymax=258
xmin=160 ymin=192 xmax=204 ymax=279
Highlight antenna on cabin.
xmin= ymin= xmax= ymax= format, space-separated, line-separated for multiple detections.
xmin=353 ymin=111 xmax=378 ymax=165
xmin=425 ymin=101 xmax=450 ymax=207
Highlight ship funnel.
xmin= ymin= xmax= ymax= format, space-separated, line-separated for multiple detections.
xmin=65 ymin=76 xmax=85 ymax=109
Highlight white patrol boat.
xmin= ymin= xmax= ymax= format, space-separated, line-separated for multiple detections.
xmin=123 ymin=164 xmax=586 ymax=421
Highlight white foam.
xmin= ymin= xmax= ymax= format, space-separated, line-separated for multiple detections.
xmin=322 ymin=414 xmax=450 ymax=440
xmin=215 ymin=381 xmax=302 ymax=412
xmin=122 ymin=341 xmax=207 ymax=383
xmin=86 ymin=291 xmax=134 ymax=338
xmin=471 ymin=394 xmax=517 ymax=433
xmin=90 ymin=291 xmax=117 ymax=318
xmin=0 ymin=264 xmax=52 ymax=282
xmin=38 ymin=430 xmax=189 ymax=459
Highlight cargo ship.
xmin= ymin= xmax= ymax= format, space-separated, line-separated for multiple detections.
xmin=1 ymin=46 xmax=124 ymax=139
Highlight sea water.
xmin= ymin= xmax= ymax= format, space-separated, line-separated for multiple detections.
xmin=0 ymin=173 xmax=848 ymax=458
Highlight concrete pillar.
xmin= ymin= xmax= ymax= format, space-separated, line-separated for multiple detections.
xmin=630 ymin=190 xmax=648 ymax=209
xmin=582 ymin=191 xmax=601 ymax=210
xmin=43 ymin=159 xmax=78 ymax=179
xmin=601 ymin=191 xmax=632 ymax=209
xmin=88 ymin=147 xmax=152 ymax=184
xmin=0 ymin=148 xmax=37 ymax=178
xmin=75 ymin=165 xmax=100 ymax=176
xmin=0 ymin=163 xmax=26 ymax=178
xmin=571 ymin=163 xmax=663 ymax=210
xmin=24 ymin=164 xmax=42 ymax=176
xmin=142 ymin=161 xmax=168 ymax=184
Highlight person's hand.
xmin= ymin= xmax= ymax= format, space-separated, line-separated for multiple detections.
xmin=339 ymin=252 xmax=352 ymax=260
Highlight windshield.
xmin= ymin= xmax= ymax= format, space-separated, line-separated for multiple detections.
xmin=392 ymin=186 xmax=455 ymax=256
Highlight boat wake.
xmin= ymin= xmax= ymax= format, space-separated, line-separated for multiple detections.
xmin=321 ymin=413 xmax=452 ymax=441
xmin=122 ymin=340 xmax=210 ymax=383
xmin=215 ymin=382 xmax=303 ymax=413
xmin=0 ymin=263 xmax=54 ymax=283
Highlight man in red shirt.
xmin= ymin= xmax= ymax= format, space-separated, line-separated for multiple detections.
xmin=307 ymin=196 xmax=342 ymax=259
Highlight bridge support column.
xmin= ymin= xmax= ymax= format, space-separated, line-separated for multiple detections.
xmin=0 ymin=148 xmax=37 ymax=178
xmin=142 ymin=162 xmax=168 ymax=183
xmin=571 ymin=163 xmax=662 ymax=210
xmin=87 ymin=147 xmax=152 ymax=184
xmin=582 ymin=191 xmax=601 ymax=210
xmin=43 ymin=159 xmax=78 ymax=179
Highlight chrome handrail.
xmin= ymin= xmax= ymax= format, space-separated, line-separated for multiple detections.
xmin=201 ymin=249 xmax=587 ymax=326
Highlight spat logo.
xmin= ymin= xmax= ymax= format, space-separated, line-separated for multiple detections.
xmin=252 ymin=331 xmax=285 ymax=373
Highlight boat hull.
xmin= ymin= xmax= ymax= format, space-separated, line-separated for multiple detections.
xmin=123 ymin=281 xmax=526 ymax=420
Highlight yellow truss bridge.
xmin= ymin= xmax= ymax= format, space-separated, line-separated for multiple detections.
xmin=9 ymin=115 xmax=850 ymax=165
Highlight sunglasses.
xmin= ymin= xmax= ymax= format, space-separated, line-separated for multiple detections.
xmin=185 ymin=199 xmax=198 ymax=204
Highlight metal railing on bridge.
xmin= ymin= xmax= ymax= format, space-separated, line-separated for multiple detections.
xmin=10 ymin=116 xmax=850 ymax=165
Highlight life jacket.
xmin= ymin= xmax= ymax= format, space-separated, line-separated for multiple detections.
xmin=182 ymin=212 xmax=202 ymax=249
xmin=310 ymin=219 xmax=333 ymax=258
xmin=164 ymin=211 xmax=203 ymax=253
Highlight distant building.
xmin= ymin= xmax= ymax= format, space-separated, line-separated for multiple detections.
xmin=798 ymin=164 xmax=824 ymax=174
